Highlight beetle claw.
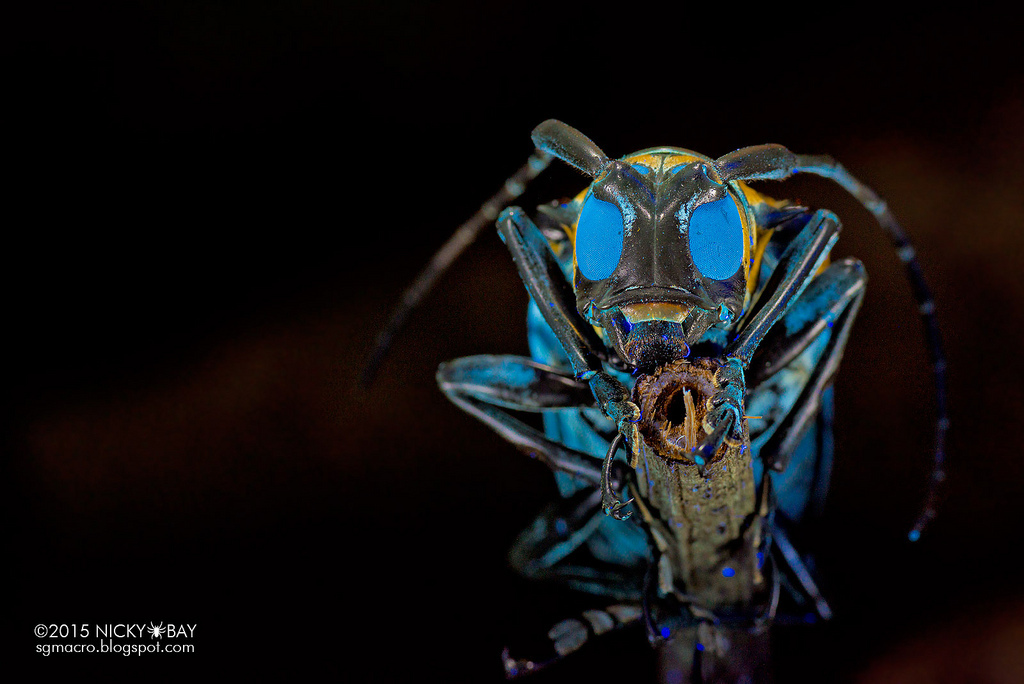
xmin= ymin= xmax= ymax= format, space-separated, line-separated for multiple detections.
xmin=601 ymin=433 xmax=635 ymax=521
xmin=688 ymin=408 xmax=738 ymax=475
xmin=692 ymin=451 xmax=708 ymax=478
xmin=603 ymin=498 xmax=634 ymax=521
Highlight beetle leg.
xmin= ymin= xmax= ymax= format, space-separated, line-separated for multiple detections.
xmin=689 ymin=408 xmax=737 ymax=477
xmin=747 ymin=258 xmax=867 ymax=387
xmin=757 ymin=263 xmax=867 ymax=473
xmin=740 ymin=260 xmax=865 ymax=520
xmin=436 ymin=354 xmax=594 ymax=411
xmin=508 ymin=486 xmax=644 ymax=598
xmin=727 ymin=209 xmax=842 ymax=367
xmin=496 ymin=207 xmax=606 ymax=378
xmin=501 ymin=603 xmax=642 ymax=678
xmin=496 ymin=208 xmax=644 ymax=488
xmin=440 ymin=388 xmax=602 ymax=484
xmin=716 ymin=147 xmax=948 ymax=538
xmin=770 ymin=521 xmax=832 ymax=621
xmin=509 ymin=487 xmax=605 ymax=574
xmin=691 ymin=209 xmax=842 ymax=468
xmin=437 ymin=358 xmax=604 ymax=486
xmin=600 ymin=434 xmax=634 ymax=520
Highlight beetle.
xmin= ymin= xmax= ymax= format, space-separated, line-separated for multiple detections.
xmin=365 ymin=120 xmax=948 ymax=681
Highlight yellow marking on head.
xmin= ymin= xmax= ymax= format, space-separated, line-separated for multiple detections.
xmin=735 ymin=183 xmax=832 ymax=291
xmin=737 ymin=183 xmax=788 ymax=211
xmin=564 ymin=187 xmax=592 ymax=246
xmin=661 ymin=153 xmax=708 ymax=172
xmin=736 ymin=182 xmax=791 ymax=308
xmin=621 ymin=153 xmax=665 ymax=171
xmin=621 ymin=302 xmax=695 ymax=324
xmin=747 ymin=228 xmax=775 ymax=299
xmin=724 ymin=188 xmax=754 ymax=305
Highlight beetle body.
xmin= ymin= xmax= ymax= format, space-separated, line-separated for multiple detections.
xmin=371 ymin=120 xmax=947 ymax=681
xmin=520 ymin=147 xmax=837 ymax=631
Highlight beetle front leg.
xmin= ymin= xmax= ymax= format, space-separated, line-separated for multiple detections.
xmin=496 ymin=207 xmax=607 ymax=378
xmin=758 ymin=265 xmax=867 ymax=472
xmin=497 ymin=207 xmax=642 ymax=517
xmin=585 ymin=369 xmax=642 ymax=460
xmin=585 ymin=370 xmax=641 ymax=520
xmin=600 ymin=434 xmax=635 ymax=519
xmin=677 ymin=212 xmax=842 ymax=473
xmin=681 ymin=358 xmax=746 ymax=476
xmin=727 ymin=209 xmax=842 ymax=367
xmin=437 ymin=356 xmax=605 ymax=485
xmin=740 ymin=258 xmax=867 ymax=475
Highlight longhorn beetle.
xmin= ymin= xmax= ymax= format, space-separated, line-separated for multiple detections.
xmin=365 ymin=120 xmax=948 ymax=680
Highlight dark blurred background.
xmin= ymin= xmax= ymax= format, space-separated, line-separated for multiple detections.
xmin=6 ymin=4 xmax=1024 ymax=681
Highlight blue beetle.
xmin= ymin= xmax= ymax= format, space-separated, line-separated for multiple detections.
xmin=366 ymin=120 xmax=947 ymax=679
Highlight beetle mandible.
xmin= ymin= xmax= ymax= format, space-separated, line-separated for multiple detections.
xmin=366 ymin=120 xmax=948 ymax=680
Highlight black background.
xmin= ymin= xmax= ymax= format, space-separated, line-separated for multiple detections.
xmin=7 ymin=5 xmax=1024 ymax=682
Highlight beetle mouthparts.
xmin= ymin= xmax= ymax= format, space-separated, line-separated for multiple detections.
xmin=622 ymin=320 xmax=691 ymax=370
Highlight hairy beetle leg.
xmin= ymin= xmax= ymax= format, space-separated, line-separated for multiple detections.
xmin=437 ymin=358 xmax=604 ymax=486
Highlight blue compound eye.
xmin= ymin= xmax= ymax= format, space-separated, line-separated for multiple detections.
xmin=575 ymin=193 xmax=624 ymax=281
xmin=688 ymin=197 xmax=744 ymax=280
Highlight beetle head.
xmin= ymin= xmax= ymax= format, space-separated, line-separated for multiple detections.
xmin=533 ymin=120 xmax=754 ymax=370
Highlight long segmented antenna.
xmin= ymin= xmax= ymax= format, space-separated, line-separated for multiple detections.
xmin=361 ymin=150 xmax=552 ymax=385
xmin=805 ymin=157 xmax=948 ymax=542
xmin=717 ymin=146 xmax=948 ymax=540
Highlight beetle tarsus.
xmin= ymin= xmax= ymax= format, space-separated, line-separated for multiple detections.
xmin=690 ymin=409 xmax=737 ymax=475
xmin=601 ymin=433 xmax=634 ymax=520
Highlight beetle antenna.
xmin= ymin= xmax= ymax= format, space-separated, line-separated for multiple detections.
xmin=716 ymin=146 xmax=949 ymax=540
xmin=531 ymin=119 xmax=610 ymax=178
xmin=794 ymin=156 xmax=948 ymax=542
xmin=361 ymin=150 xmax=552 ymax=385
